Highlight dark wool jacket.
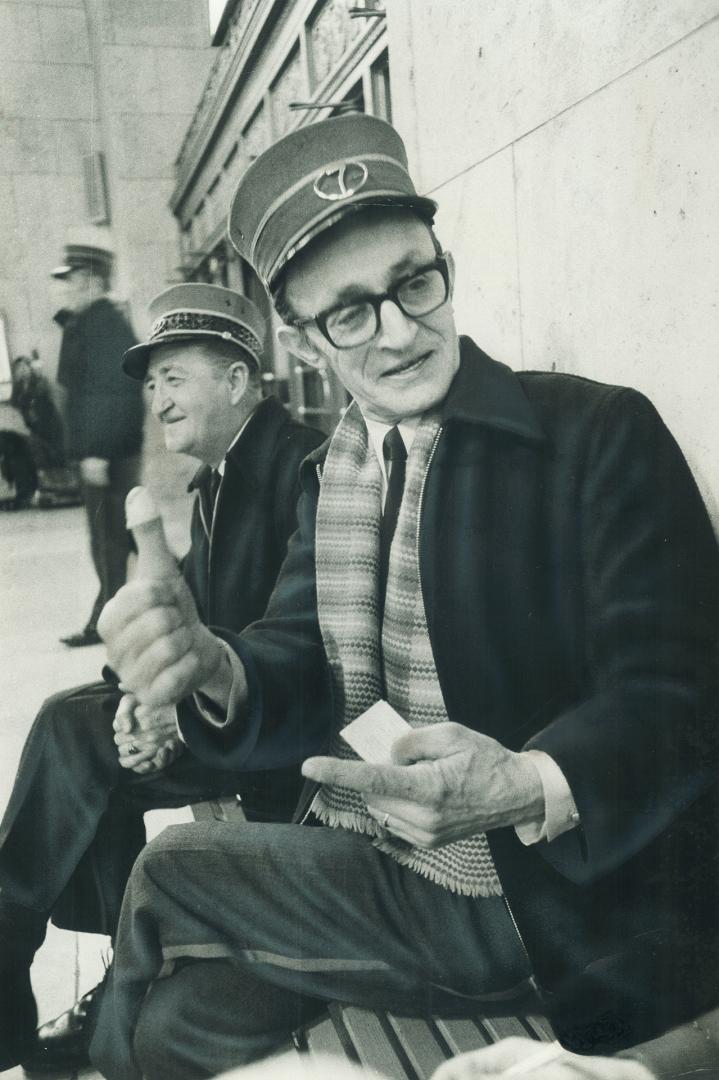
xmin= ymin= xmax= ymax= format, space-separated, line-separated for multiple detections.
xmin=178 ymin=395 xmax=325 ymax=820
xmin=180 ymin=339 xmax=719 ymax=1052
xmin=56 ymin=297 xmax=144 ymax=462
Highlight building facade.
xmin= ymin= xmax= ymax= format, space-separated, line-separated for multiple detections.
xmin=0 ymin=0 xmax=213 ymax=391
xmin=173 ymin=0 xmax=719 ymax=522
xmin=171 ymin=0 xmax=390 ymax=430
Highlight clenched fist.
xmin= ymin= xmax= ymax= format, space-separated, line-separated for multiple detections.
xmin=113 ymin=693 xmax=184 ymax=774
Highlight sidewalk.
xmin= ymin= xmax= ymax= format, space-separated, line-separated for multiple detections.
xmin=0 ymin=436 xmax=195 ymax=1079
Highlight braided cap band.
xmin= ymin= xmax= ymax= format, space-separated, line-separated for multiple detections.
xmin=149 ymin=311 xmax=261 ymax=357
xmin=122 ymin=283 xmax=266 ymax=381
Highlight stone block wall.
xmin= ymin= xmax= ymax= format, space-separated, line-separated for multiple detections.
xmin=0 ymin=0 xmax=213 ymax=378
xmin=387 ymin=1 xmax=719 ymax=517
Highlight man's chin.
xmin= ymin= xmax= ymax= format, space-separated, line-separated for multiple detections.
xmin=163 ymin=434 xmax=189 ymax=455
xmin=371 ymin=383 xmax=447 ymax=422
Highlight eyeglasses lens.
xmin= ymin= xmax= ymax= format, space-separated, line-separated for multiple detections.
xmin=325 ymin=265 xmax=448 ymax=349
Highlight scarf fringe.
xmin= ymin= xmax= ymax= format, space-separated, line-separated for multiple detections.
xmin=312 ymin=802 xmax=387 ymax=840
xmin=373 ymin=839 xmax=505 ymax=899
xmin=313 ymin=802 xmax=504 ymax=899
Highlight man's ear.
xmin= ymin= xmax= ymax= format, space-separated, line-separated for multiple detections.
xmin=445 ymin=251 xmax=456 ymax=298
xmin=226 ymin=360 xmax=250 ymax=404
xmin=276 ymin=324 xmax=324 ymax=370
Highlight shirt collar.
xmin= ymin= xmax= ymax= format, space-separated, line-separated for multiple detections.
xmin=363 ymin=416 xmax=420 ymax=470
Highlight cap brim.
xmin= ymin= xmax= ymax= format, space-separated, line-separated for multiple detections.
xmin=50 ymin=265 xmax=73 ymax=279
xmin=122 ymin=330 xmax=262 ymax=381
xmin=122 ymin=342 xmax=154 ymax=380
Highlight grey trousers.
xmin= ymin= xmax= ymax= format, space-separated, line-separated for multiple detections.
xmin=90 ymin=821 xmax=534 ymax=1080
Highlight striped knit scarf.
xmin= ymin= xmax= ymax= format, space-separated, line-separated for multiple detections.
xmin=312 ymin=402 xmax=502 ymax=898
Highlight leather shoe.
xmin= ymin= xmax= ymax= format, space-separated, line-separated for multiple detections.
xmin=59 ymin=627 xmax=101 ymax=648
xmin=20 ymin=980 xmax=104 ymax=1074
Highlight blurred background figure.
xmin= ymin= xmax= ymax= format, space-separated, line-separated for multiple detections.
xmin=51 ymin=237 xmax=144 ymax=647
xmin=11 ymin=354 xmax=65 ymax=473
xmin=9 ymin=353 xmax=81 ymax=509
xmin=0 ymin=400 xmax=37 ymax=511
xmin=0 ymin=353 xmax=82 ymax=510
xmin=10 ymin=356 xmax=64 ymax=470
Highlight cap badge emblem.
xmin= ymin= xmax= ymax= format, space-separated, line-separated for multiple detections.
xmin=313 ymin=160 xmax=368 ymax=202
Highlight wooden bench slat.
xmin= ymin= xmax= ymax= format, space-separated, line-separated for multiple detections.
xmin=190 ymin=796 xmax=246 ymax=823
xmin=434 ymin=1017 xmax=491 ymax=1056
xmin=524 ymin=1014 xmax=556 ymax=1043
xmin=387 ymin=1015 xmax=448 ymax=1079
xmin=481 ymin=1015 xmax=534 ymax=1043
xmin=340 ymin=1007 xmax=412 ymax=1079
xmin=305 ymin=1014 xmax=350 ymax=1059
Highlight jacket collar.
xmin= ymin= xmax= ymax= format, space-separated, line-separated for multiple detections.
xmin=188 ymin=396 xmax=292 ymax=494
xmin=440 ymin=337 xmax=546 ymax=442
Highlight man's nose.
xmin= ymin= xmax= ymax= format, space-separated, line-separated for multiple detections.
xmin=151 ymin=385 xmax=170 ymax=417
xmin=376 ymin=299 xmax=418 ymax=350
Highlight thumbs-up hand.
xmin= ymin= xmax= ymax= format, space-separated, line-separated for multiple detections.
xmin=97 ymin=487 xmax=227 ymax=708
xmin=98 ymin=575 xmax=226 ymax=708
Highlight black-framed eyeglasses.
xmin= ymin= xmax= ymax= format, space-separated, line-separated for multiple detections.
xmin=291 ymin=254 xmax=451 ymax=349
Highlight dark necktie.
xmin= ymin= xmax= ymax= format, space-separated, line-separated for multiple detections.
xmin=200 ymin=468 xmax=221 ymax=528
xmin=378 ymin=426 xmax=407 ymax=619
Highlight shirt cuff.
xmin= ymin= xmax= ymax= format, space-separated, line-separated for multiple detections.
xmin=515 ymin=749 xmax=579 ymax=846
xmin=192 ymin=641 xmax=245 ymax=729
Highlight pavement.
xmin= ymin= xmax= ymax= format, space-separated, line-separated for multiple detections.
xmin=0 ymin=430 xmax=196 ymax=1079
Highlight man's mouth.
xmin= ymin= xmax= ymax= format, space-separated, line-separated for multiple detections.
xmin=382 ymin=350 xmax=431 ymax=378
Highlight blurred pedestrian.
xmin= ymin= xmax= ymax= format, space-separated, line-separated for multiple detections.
xmin=11 ymin=354 xmax=66 ymax=467
xmin=51 ymin=240 xmax=144 ymax=646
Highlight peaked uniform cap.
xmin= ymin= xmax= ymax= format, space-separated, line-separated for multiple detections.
xmin=51 ymin=242 xmax=114 ymax=280
xmin=228 ymin=113 xmax=437 ymax=287
xmin=122 ymin=282 xmax=266 ymax=380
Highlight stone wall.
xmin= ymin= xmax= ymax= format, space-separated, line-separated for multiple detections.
xmin=0 ymin=0 xmax=213 ymax=378
xmin=387 ymin=1 xmax=719 ymax=517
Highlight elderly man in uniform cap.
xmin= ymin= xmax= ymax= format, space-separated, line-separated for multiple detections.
xmin=0 ymin=284 xmax=323 ymax=1072
xmin=51 ymin=240 xmax=144 ymax=646
xmin=93 ymin=115 xmax=719 ymax=1078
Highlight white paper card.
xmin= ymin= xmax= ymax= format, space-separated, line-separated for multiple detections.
xmin=341 ymin=700 xmax=411 ymax=764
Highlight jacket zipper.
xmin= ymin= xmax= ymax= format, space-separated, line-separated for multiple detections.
xmin=416 ymin=426 xmax=540 ymax=992
xmin=313 ymin=437 xmax=538 ymax=989
xmin=503 ymin=895 xmax=537 ymax=990
xmin=415 ymin=426 xmax=442 ymax=602
xmin=207 ymin=486 xmax=218 ymax=605
xmin=198 ymin=479 xmax=219 ymax=622
xmin=297 ymin=461 xmax=325 ymax=826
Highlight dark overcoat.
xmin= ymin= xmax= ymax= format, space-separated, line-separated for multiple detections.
xmin=180 ymin=339 xmax=719 ymax=1051
xmin=56 ymin=297 xmax=143 ymax=462
xmin=178 ymin=394 xmax=325 ymax=819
